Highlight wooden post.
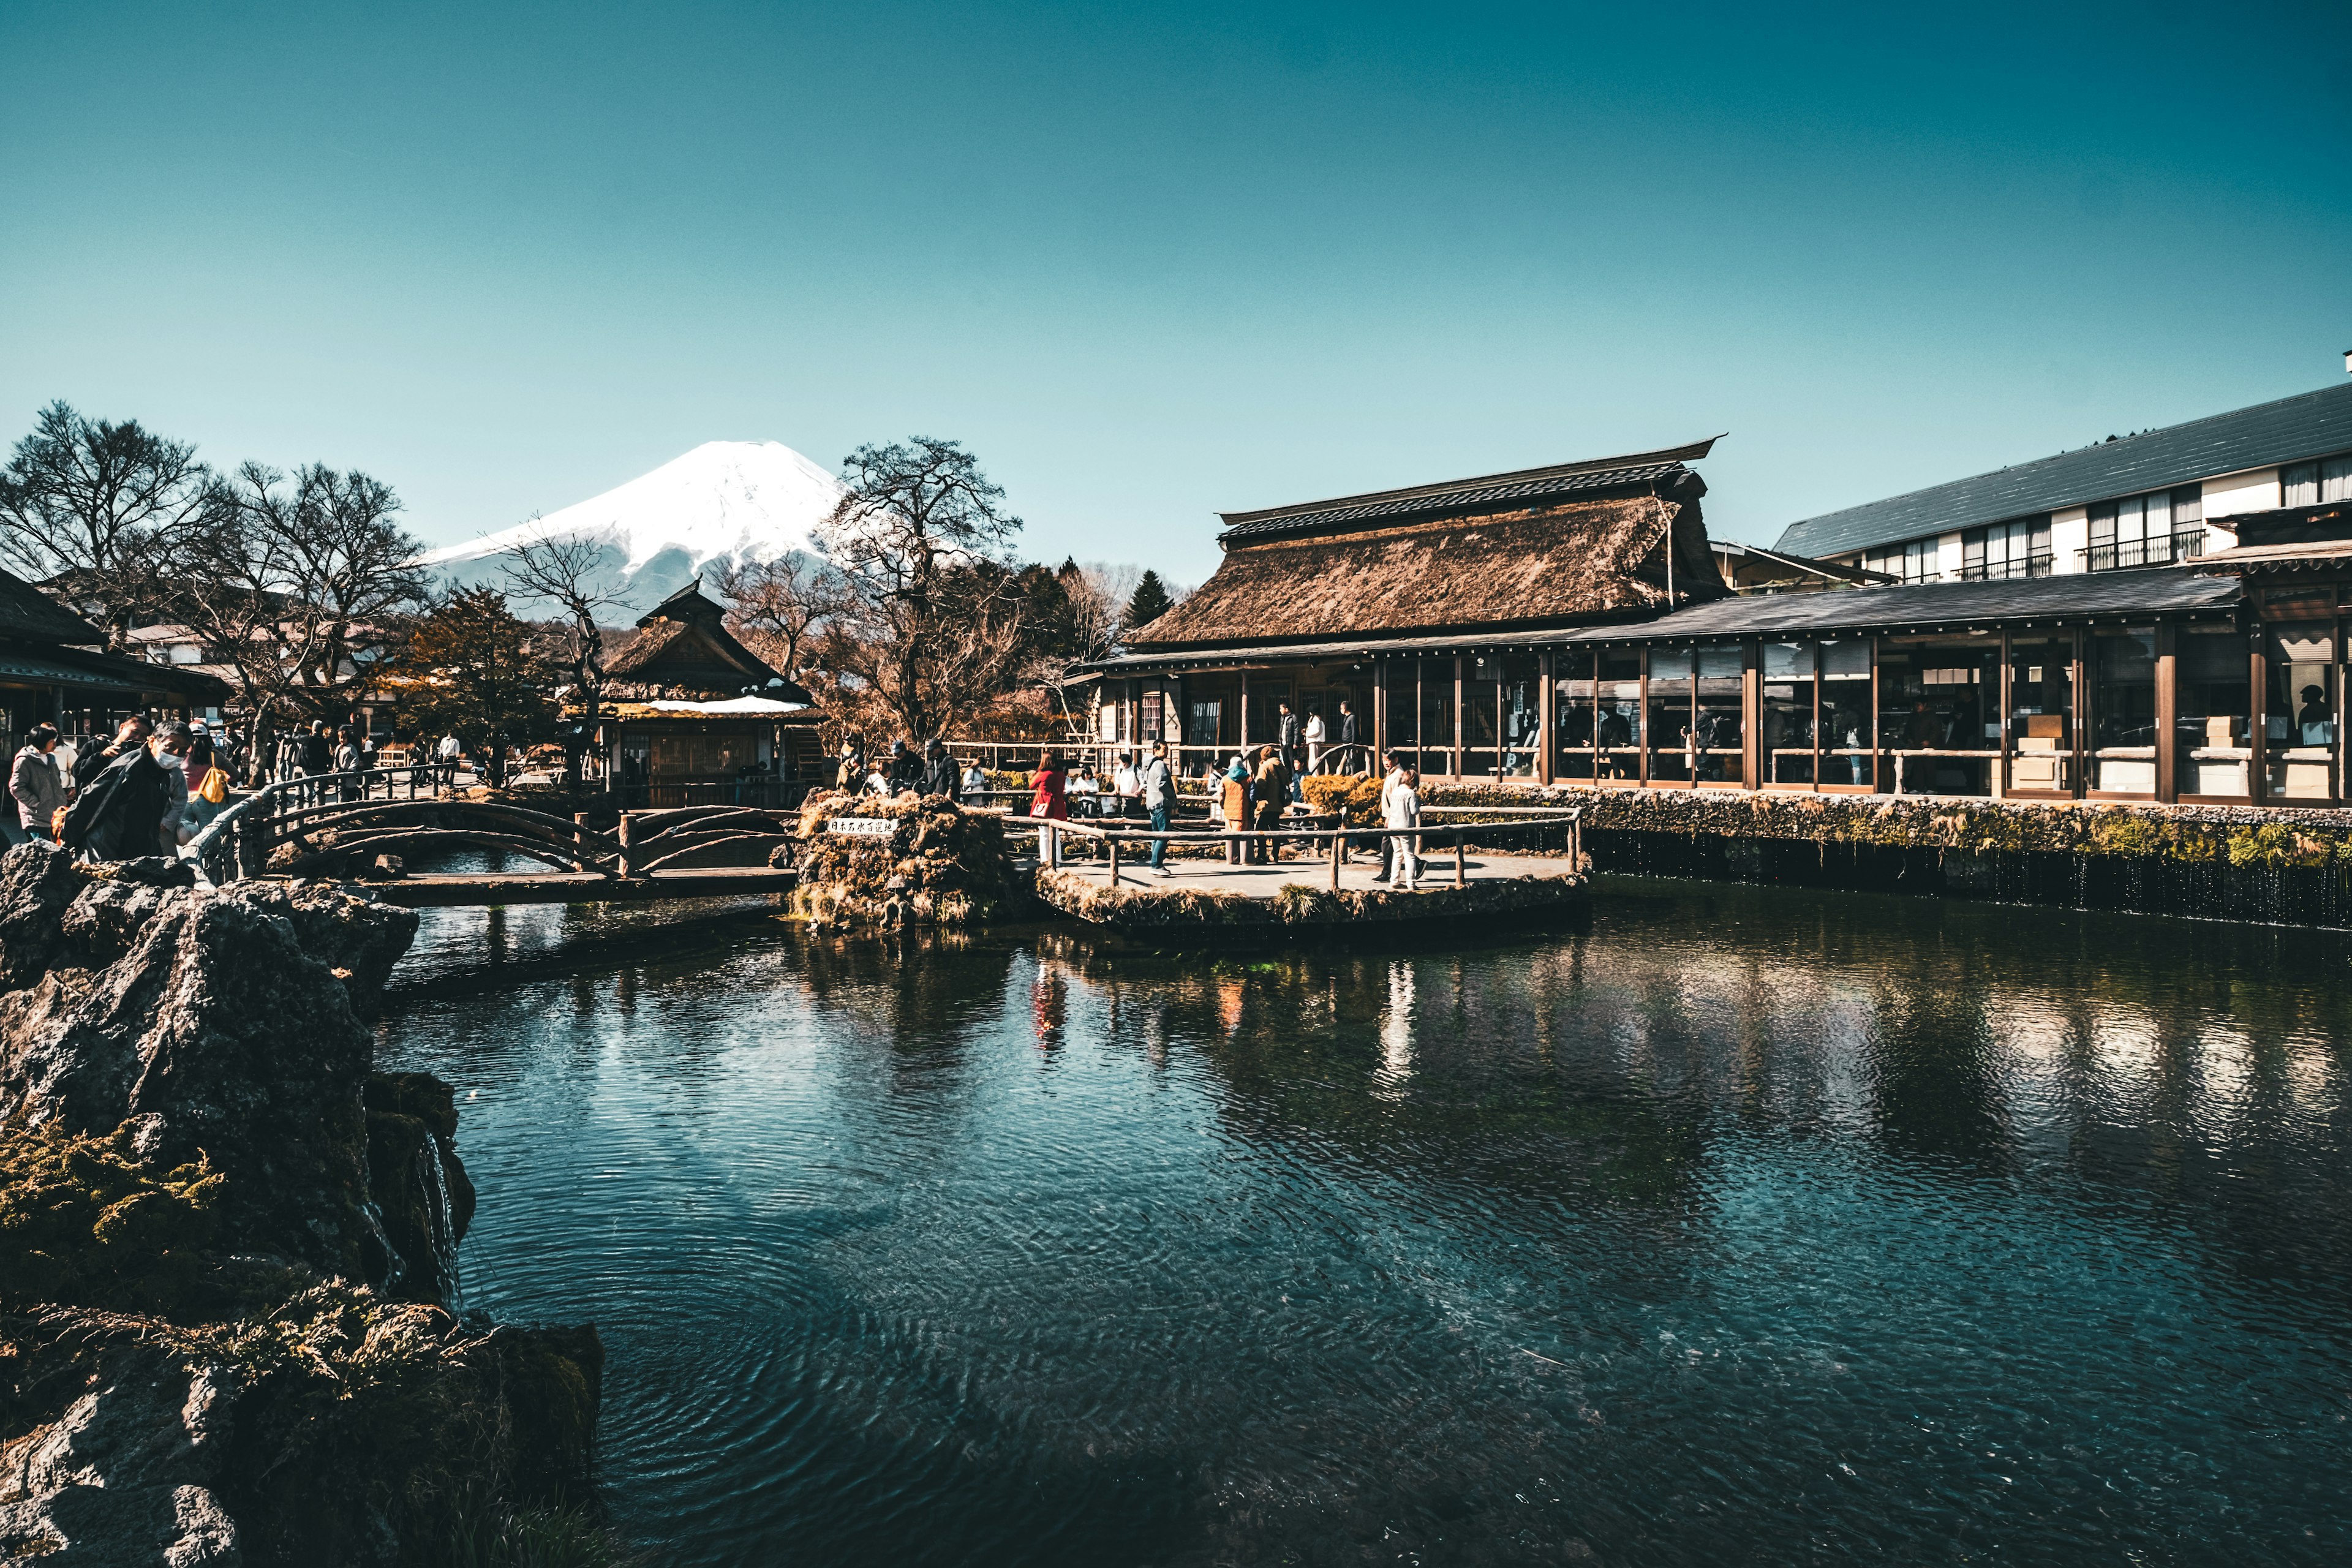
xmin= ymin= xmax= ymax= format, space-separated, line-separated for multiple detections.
xmin=1996 ymin=628 xmax=2012 ymax=799
xmin=1742 ymin=641 xmax=1762 ymax=791
xmin=1329 ymin=828 xmax=1341 ymax=891
xmin=1538 ymin=649 xmax=1556 ymax=785
xmin=617 ymin=813 xmax=637 ymax=878
xmin=1452 ymin=655 xmax=1464 ymax=779
xmin=1454 ymin=826 xmax=1466 ymax=888
xmin=2250 ymin=626 xmax=2269 ymax=807
xmin=2154 ymin=620 xmax=2177 ymax=804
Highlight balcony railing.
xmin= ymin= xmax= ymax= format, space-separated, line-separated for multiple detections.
xmin=2078 ymin=531 xmax=2206 ymax=573
xmin=1958 ymin=552 xmax=2056 ymax=582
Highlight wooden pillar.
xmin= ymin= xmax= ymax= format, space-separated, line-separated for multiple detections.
xmin=1373 ymin=658 xmax=1387 ymax=763
xmin=1635 ymin=648 xmax=1651 ymax=787
xmin=1538 ymin=650 xmax=1556 ymax=785
xmin=1237 ymin=676 xmax=1251 ymax=762
xmin=2154 ymin=621 xmax=2178 ymax=804
xmin=1741 ymin=641 xmax=1761 ymax=790
xmin=2070 ymin=628 xmax=2087 ymax=799
xmin=1869 ymin=636 xmax=1882 ymax=792
xmin=1994 ymin=628 xmax=2012 ymax=799
xmin=1452 ymin=655 xmax=1465 ymax=778
xmin=2250 ymin=624 xmax=2270 ymax=807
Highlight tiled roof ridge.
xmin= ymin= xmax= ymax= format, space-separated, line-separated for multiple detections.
xmin=1776 ymin=380 xmax=2352 ymax=560
xmin=1219 ymin=457 xmax=1703 ymax=545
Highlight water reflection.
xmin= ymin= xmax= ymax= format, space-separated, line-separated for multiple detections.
xmin=380 ymin=881 xmax=2352 ymax=1567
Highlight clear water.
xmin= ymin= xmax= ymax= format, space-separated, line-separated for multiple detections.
xmin=378 ymin=881 xmax=2352 ymax=1566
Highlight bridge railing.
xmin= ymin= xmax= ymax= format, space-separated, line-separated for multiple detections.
xmin=188 ymin=764 xmax=459 ymax=886
xmin=1020 ymin=806 xmax=1585 ymax=890
xmin=189 ymin=766 xmax=814 ymax=888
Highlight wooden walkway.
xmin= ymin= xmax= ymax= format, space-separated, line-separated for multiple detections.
xmin=1044 ymin=853 xmax=1577 ymax=899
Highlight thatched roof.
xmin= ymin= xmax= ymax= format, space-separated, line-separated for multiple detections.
xmin=1130 ymin=468 xmax=1722 ymax=651
xmin=605 ymin=579 xmax=814 ymax=702
xmin=0 ymin=565 xmax=104 ymax=646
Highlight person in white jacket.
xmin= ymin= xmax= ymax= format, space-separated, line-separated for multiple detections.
xmin=1383 ymin=766 xmax=1422 ymax=889
xmin=1303 ymin=710 xmax=1327 ymax=774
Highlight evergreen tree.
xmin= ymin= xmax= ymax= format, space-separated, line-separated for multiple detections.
xmin=1123 ymin=569 xmax=1174 ymax=630
xmin=383 ymin=587 xmax=560 ymax=788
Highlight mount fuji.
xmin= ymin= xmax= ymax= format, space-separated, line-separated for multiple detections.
xmin=417 ymin=441 xmax=843 ymax=616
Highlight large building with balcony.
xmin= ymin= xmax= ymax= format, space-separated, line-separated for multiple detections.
xmin=1077 ymin=382 xmax=2352 ymax=813
xmin=1775 ymin=380 xmax=2352 ymax=582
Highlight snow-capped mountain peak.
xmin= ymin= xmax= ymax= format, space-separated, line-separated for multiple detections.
xmin=417 ymin=440 xmax=844 ymax=611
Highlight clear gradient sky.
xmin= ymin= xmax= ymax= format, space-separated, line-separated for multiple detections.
xmin=4 ymin=1 xmax=2348 ymax=585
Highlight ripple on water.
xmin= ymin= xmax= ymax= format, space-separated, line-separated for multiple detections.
xmin=380 ymin=888 xmax=2352 ymax=1567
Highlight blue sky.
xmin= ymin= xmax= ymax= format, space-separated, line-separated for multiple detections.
xmin=4 ymin=0 xmax=2347 ymax=585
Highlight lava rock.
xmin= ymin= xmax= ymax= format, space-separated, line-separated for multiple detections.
xmin=0 ymin=843 xmax=423 ymax=1289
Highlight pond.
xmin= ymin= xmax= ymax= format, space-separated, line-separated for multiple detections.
xmin=379 ymin=880 xmax=2352 ymax=1566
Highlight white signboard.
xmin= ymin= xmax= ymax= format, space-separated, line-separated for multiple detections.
xmin=826 ymin=816 xmax=894 ymax=839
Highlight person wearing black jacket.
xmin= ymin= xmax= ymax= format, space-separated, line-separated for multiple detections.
xmin=1275 ymin=703 xmax=1302 ymax=771
xmin=883 ymin=739 xmax=919 ymax=794
xmin=921 ymin=739 xmax=960 ymax=802
xmin=298 ymin=720 xmax=333 ymax=805
xmin=62 ymin=726 xmax=180 ymax=862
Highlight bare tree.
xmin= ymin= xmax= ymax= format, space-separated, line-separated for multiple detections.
xmin=502 ymin=524 xmax=635 ymax=788
xmin=194 ymin=462 xmax=428 ymax=756
xmin=816 ymin=437 xmax=1028 ymax=743
xmin=181 ymin=466 xmax=305 ymax=768
xmin=714 ymin=552 xmax=842 ymax=679
xmin=0 ymin=401 xmax=212 ymax=649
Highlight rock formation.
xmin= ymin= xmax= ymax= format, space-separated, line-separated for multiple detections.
xmin=785 ymin=792 xmax=1025 ymax=929
xmin=0 ymin=844 xmax=606 ymax=1566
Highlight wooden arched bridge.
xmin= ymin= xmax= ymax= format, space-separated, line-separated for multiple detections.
xmin=189 ymin=766 xmax=805 ymax=907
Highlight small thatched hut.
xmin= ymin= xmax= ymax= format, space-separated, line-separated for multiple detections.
xmin=597 ymin=579 xmax=826 ymax=805
xmin=1082 ymin=440 xmax=1724 ymax=780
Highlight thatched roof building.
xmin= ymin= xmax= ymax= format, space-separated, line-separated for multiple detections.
xmin=0 ymin=565 xmax=229 ymax=744
xmin=1058 ymin=440 xmax=1725 ymax=782
xmin=1127 ymin=439 xmax=1724 ymax=654
xmin=595 ymin=578 xmax=826 ymax=807
xmin=605 ymin=579 xmax=813 ymax=703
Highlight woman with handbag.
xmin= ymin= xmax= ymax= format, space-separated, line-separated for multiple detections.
xmin=1029 ymin=750 xmax=1069 ymax=867
xmin=180 ymin=728 xmax=230 ymax=842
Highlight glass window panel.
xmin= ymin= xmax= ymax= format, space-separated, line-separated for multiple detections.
xmin=1819 ymin=639 xmax=1872 ymax=786
xmin=1384 ymin=664 xmax=1417 ymax=747
xmin=2282 ymin=461 xmax=2321 ymax=508
xmin=1883 ymin=637 xmax=1997 ymax=795
xmin=2173 ymin=485 xmax=2204 ymax=526
xmin=1500 ymin=656 xmax=1540 ymax=778
xmin=1597 ymin=650 xmax=1642 ymax=780
xmin=2089 ymin=630 xmax=2157 ymax=796
xmin=1762 ymin=641 xmax=1815 ymax=783
xmin=1693 ymin=644 xmax=1744 ymax=783
xmin=1418 ymin=661 xmax=1453 ymax=776
xmin=1463 ymin=665 xmax=1499 ymax=778
xmin=1646 ymin=649 xmax=1692 ymax=783
xmin=1553 ymin=648 xmax=1596 ymax=780
xmin=2177 ymin=630 xmax=2250 ymax=797
xmin=2006 ymin=638 xmax=2073 ymax=794
xmin=2266 ymin=623 xmax=2336 ymax=802
xmin=2323 ymin=454 xmax=2352 ymax=505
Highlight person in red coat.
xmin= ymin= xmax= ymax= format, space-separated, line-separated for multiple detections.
xmin=1030 ymin=751 xmax=1069 ymax=865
